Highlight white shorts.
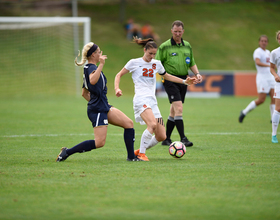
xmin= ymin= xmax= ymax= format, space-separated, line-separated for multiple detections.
xmin=133 ymin=96 xmax=162 ymax=125
xmin=256 ymin=74 xmax=275 ymax=93
xmin=273 ymin=82 xmax=280 ymax=99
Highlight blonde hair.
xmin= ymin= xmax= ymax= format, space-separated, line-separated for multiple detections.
xmin=276 ymin=30 xmax=280 ymax=41
xmin=74 ymin=42 xmax=94 ymax=66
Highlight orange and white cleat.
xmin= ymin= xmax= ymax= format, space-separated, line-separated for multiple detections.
xmin=137 ymin=153 xmax=149 ymax=161
xmin=134 ymin=149 xmax=140 ymax=156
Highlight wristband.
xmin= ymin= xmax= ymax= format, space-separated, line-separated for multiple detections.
xmin=182 ymin=79 xmax=189 ymax=85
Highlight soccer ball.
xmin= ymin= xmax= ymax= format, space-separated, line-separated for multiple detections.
xmin=169 ymin=141 xmax=186 ymax=158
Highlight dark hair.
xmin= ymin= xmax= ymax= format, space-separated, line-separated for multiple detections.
xmin=172 ymin=20 xmax=184 ymax=29
xmin=134 ymin=37 xmax=157 ymax=50
xmin=259 ymin=35 xmax=268 ymax=42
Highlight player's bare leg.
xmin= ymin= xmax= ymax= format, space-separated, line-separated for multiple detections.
xmin=239 ymin=93 xmax=267 ymax=123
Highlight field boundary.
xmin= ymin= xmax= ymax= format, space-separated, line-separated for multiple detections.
xmin=1 ymin=131 xmax=272 ymax=138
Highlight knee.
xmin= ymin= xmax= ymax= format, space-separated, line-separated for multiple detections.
xmin=122 ymin=118 xmax=134 ymax=129
xmin=148 ymin=122 xmax=157 ymax=133
xmin=127 ymin=118 xmax=134 ymax=128
xmin=95 ymin=139 xmax=106 ymax=148
xmin=174 ymin=106 xmax=183 ymax=115
xmin=156 ymin=133 xmax=166 ymax=142
xmin=256 ymin=100 xmax=265 ymax=105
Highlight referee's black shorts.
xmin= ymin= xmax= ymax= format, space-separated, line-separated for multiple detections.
xmin=163 ymin=75 xmax=188 ymax=104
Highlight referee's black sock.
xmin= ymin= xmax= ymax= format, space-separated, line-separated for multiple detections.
xmin=166 ymin=116 xmax=175 ymax=140
xmin=174 ymin=116 xmax=185 ymax=140
xmin=66 ymin=140 xmax=96 ymax=156
xmin=124 ymin=128 xmax=136 ymax=159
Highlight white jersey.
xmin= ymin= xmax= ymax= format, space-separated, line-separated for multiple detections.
xmin=253 ymin=47 xmax=272 ymax=76
xmin=124 ymin=57 xmax=166 ymax=102
xmin=253 ymin=47 xmax=275 ymax=93
xmin=124 ymin=57 xmax=166 ymax=124
xmin=271 ymin=47 xmax=280 ymax=99
xmin=271 ymin=47 xmax=280 ymax=77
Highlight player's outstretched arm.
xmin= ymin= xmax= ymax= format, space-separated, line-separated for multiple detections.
xmin=163 ymin=73 xmax=197 ymax=85
xmin=114 ymin=68 xmax=130 ymax=97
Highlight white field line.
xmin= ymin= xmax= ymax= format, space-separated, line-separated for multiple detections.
xmin=1 ymin=132 xmax=272 ymax=138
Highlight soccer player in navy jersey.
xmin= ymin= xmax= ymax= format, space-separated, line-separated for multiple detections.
xmin=56 ymin=42 xmax=142 ymax=162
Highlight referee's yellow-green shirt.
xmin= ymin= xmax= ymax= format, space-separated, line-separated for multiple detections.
xmin=155 ymin=37 xmax=196 ymax=76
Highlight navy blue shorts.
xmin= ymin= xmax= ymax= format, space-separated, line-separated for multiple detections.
xmin=87 ymin=110 xmax=109 ymax=127
xmin=163 ymin=76 xmax=187 ymax=104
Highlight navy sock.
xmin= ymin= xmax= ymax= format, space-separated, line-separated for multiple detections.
xmin=166 ymin=116 xmax=175 ymax=140
xmin=124 ymin=128 xmax=136 ymax=159
xmin=174 ymin=116 xmax=185 ymax=139
xmin=66 ymin=140 xmax=96 ymax=156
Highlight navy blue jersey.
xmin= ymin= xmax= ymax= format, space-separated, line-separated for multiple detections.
xmin=83 ymin=63 xmax=111 ymax=113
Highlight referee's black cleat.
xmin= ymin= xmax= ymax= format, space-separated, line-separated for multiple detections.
xmin=239 ymin=111 xmax=246 ymax=123
xmin=56 ymin=147 xmax=69 ymax=162
xmin=127 ymin=157 xmax=144 ymax=161
xmin=181 ymin=137 xmax=193 ymax=147
xmin=161 ymin=138 xmax=172 ymax=146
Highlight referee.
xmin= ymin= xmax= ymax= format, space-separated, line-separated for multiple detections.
xmin=155 ymin=20 xmax=203 ymax=147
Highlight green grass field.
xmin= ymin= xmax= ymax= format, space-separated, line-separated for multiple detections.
xmin=1 ymin=95 xmax=279 ymax=219
xmin=0 ymin=1 xmax=280 ymax=219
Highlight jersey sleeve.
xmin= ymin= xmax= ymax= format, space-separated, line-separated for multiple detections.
xmin=124 ymin=59 xmax=136 ymax=72
xmin=82 ymin=64 xmax=96 ymax=89
xmin=253 ymin=48 xmax=260 ymax=60
xmin=157 ymin=61 xmax=166 ymax=75
xmin=188 ymin=43 xmax=196 ymax=67
xmin=270 ymin=51 xmax=276 ymax=64
xmin=82 ymin=66 xmax=89 ymax=89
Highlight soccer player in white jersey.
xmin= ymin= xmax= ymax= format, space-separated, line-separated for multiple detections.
xmin=270 ymin=30 xmax=280 ymax=143
xmin=114 ymin=38 xmax=197 ymax=161
xmin=239 ymin=35 xmax=275 ymax=123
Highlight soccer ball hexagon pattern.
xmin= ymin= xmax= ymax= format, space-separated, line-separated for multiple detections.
xmin=169 ymin=141 xmax=186 ymax=158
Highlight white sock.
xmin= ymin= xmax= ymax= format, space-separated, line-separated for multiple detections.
xmin=146 ymin=135 xmax=159 ymax=150
xmin=140 ymin=129 xmax=153 ymax=154
xmin=272 ymin=110 xmax=280 ymax=136
xmin=270 ymin=104 xmax=275 ymax=120
xmin=243 ymin=100 xmax=257 ymax=115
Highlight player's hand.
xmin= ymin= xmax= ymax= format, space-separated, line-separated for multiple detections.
xmin=185 ymin=77 xmax=197 ymax=85
xmin=275 ymin=75 xmax=280 ymax=82
xmin=115 ymin=88 xmax=122 ymax=97
xmin=195 ymin=73 xmax=203 ymax=83
xmin=99 ymin=51 xmax=107 ymax=65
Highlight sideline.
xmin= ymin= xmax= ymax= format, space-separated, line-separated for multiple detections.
xmin=1 ymin=132 xmax=272 ymax=138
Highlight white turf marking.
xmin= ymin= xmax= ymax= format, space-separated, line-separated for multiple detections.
xmin=1 ymin=132 xmax=272 ymax=138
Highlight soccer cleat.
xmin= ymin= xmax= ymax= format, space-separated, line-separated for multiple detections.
xmin=239 ymin=111 xmax=246 ymax=123
xmin=127 ymin=156 xmax=144 ymax=161
xmin=56 ymin=147 xmax=69 ymax=162
xmin=272 ymin=135 xmax=278 ymax=143
xmin=181 ymin=137 xmax=193 ymax=147
xmin=134 ymin=149 xmax=140 ymax=156
xmin=137 ymin=153 xmax=149 ymax=161
xmin=161 ymin=138 xmax=172 ymax=146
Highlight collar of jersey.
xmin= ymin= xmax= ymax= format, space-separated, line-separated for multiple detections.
xmin=171 ymin=37 xmax=185 ymax=46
